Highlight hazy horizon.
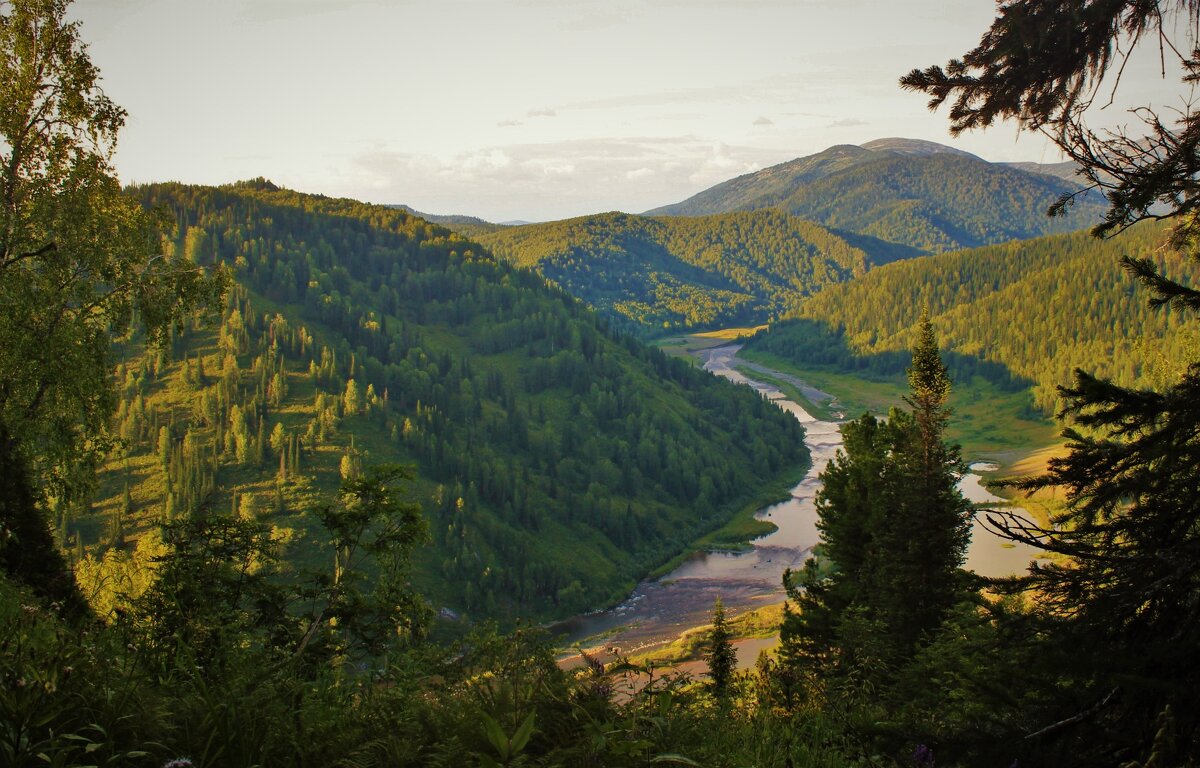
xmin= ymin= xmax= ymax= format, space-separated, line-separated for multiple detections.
xmin=75 ymin=0 xmax=1181 ymax=222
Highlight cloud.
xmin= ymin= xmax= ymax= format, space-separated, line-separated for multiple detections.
xmin=341 ymin=137 xmax=785 ymax=220
xmin=527 ymin=108 xmax=558 ymax=118
xmin=752 ymin=116 xmax=774 ymax=126
xmin=829 ymin=117 xmax=868 ymax=128
xmin=496 ymin=119 xmax=524 ymax=127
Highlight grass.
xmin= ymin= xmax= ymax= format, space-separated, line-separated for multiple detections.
xmin=626 ymin=602 xmax=785 ymax=667
xmin=738 ymin=348 xmax=1061 ymax=468
xmin=730 ymin=364 xmax=838 ymax=421
xmin=653 ymin=326 xmax=766 ymax=361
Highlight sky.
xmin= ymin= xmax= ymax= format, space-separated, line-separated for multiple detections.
xmin=72 ymin=0 xmax=1187 ymax=222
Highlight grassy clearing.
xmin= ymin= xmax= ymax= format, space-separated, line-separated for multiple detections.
xmin=731 ymin=364 xmax=838 ymax=421
xmin=654 ymin=327 xmax=766 ymax=360
xmin=693 ymin=326 xmax=769 ymax=341
xmin=738 ymin=349 xmax=1060 ymax=466
xmin=627 ymin=602 xmax=785 ymax=667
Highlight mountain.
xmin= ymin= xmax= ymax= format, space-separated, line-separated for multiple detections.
xmin=1001 ymin=160 xmax=1082 ymax=182
xmin=646 ymin=144 xmax=879 ymax=218
xmin=389 ymin=204 xmax=506 ymax=238
xmin=80 ymin=180 xmax=807 ymax=621
xmin=859 ymin=137 xmax=978 ymax=158
xmin=744 ymin=222 xmax=1189 ymax=416
xmin=646 ymin=139 xmax=1106 ymax=253
xmin=474 ymin=209 xmax=912 ymax=331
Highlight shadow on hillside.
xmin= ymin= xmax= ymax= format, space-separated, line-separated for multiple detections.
xmin=825 ymin=227 xmax=929 ymax=266
xmin=748 ymin=318 xmax=1035 ymax=395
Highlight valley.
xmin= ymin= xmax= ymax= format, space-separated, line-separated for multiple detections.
xmin=75 ymin=181 xmax=809 ymax=624
xmin=9 ymin=1 xmax=1200 ymax=765
xmin=558 ymin=340 xmax=1046 ymax=667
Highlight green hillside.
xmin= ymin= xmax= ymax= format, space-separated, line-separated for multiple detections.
xmin=744 ymin=223 xmax=1192 ymax=417
xmin=476 ymin=209 xmax=899 ymax=331
xmin=389 ymin=204 xmax=507 ymax=238
xmin=647 ymin=141 xmax=1105 ymax=253
xmin=77 ymin=180 xmax=807 ymax=622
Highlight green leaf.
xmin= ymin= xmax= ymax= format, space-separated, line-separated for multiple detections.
xmin=480 ymin=713 xmax=509 ymax=759
xmin=509 ymin=712 xmax=536 ymax=754
xmin=652 ymin=754 xmax=702 ymax=766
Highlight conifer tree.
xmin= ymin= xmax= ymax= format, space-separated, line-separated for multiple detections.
xmin=882 ymin=315 xmax=972 ymax=649
xmin=0 ymin=0 xmax=223 ymax=606
xmin=781 ymin=324 xmax=970 ymax=682
xmin=904 ymin=1 xmax=1200 ymax=758
xmin=707 ymin=597 xmax=737 ymax=697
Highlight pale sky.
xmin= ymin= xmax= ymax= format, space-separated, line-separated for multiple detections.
xmin=72 ymin=0 xmax=1188 ymax=222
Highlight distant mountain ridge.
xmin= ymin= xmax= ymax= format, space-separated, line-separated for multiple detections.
xmin=646 ymin=138 xmax=1105 ymax=253
xmin=859 ymin=137 xmax=979 ymax=158
xmin=389 ymin=204 xmax=506 ymax=237
xmin=475 ymin=209 xmax=904 ymax=331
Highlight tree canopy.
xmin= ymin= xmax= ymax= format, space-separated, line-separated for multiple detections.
xmin=905 ymin=1 xmax=1200 ymax=760
xmin=0 ymin=0 xmax=225 ymax=602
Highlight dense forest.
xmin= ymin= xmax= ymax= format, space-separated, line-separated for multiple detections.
xmin=73 ymin=180 xmax=807 ymax=621
xmin=648 ymin=140 xmax=1106 ymax=253
xmin=746 ymin=222 xmax=1192 ymax=415
xmin=477 ymin=209 xmax=903 ymax=330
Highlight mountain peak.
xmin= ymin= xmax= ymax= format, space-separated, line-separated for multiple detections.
xmin=860 ymin=137 xmax=979 ymax=159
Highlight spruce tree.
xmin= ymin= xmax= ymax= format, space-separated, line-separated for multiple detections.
xmin=781 ymin=323 xmax=971 ymax=682
xmin=707 ymin=597 xmax=737 ymax=697
xmin=906 ymin=1 xmax=1200 ymax=758
xmin=882 ymin=314 xmax=971 ymax=651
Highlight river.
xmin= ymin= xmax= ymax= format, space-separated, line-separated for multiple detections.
xmin=552 ymin=343 xmax=1041 ymax=655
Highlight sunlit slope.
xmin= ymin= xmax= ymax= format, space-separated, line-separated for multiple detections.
xmin=648 ymin=141 xmax=1105 ymax=253
xmin=746 ymin=223 xmax=1190 ymax=415
xmin=476 ymin=209 xmax=905 ymax=330
xmin=82 ymin=180 xmax=807 ymax=621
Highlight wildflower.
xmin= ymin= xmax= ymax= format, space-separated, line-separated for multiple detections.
xmin=162 ymin=759 xmax=195 ymax=768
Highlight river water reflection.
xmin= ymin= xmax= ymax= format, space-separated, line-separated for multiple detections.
xmin=553 ymin=344 xmax=1039 ymax=653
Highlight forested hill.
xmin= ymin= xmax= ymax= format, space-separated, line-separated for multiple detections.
xmin=388 ymin=204 xmax=506 ymax=239
xmin=646 ymin=139 xmax=1105 ymax=253
xmin=81 ymin=180 xmax=806 ymax=621
xmin=745 ymin=223 xmax=1192 ymax=414
xmin=475 ymin=209 xmax=914 ymax=331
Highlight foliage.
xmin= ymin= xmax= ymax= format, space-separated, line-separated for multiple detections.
xmin=307 ymin=464 xmax=430 ymax=659
xmin=904 ymin=0 xmax=1200 ymax=760
xmin=4 ymin=568 xmax=886 ymax=767
xmin=647 ymin=141 xmax=1105 ymax=253
xmin=746 ymin=223 xmax=1188 ymax=416
xmin=75 ymin=181 xmax=807 ymax=621
xmin=476 ymin=209 xmax=885 ymax=331
xmin=0 ymin=0 xmax=225 ymax=604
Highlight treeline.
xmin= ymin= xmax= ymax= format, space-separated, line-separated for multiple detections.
xmin=78 ymin=179 xmax=807 ymax=620
xmin=476 ymin=210 xmax=885 ymax=331
xmin=746 ymin=223 xmax=1192 ymax=414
